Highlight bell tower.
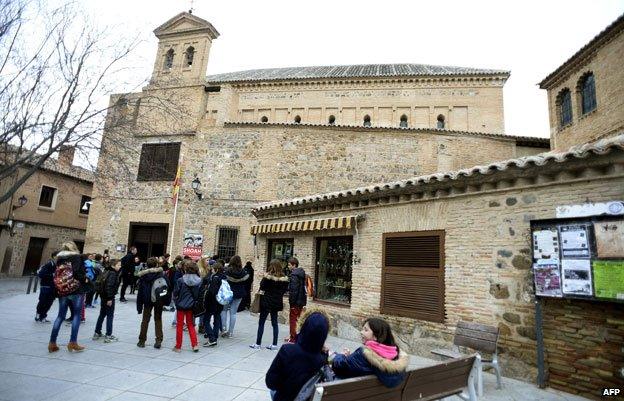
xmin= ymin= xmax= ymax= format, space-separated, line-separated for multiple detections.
xmin=150 ymin=12 xmax=220 ymax=87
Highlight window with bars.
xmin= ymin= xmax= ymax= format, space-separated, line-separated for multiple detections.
xmin=216 ymin=226 xmax=238 ymax=260
xmin=39 ymin=185 xmax=57 ymax=208
xmin=558 ymin=88 xmax=573 ymax=128
xmin=380 ymin=230 xmax=445 ymax=323
xmin=579 ymin=73 xmax=597 ymax=115
xmin=137 ymin=143 xmax=181 ymax=181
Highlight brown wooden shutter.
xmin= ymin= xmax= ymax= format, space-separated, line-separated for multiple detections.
xmin=380 ymin=230 xmax=445 ymax=323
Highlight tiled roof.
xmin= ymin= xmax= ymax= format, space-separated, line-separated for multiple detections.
xmin=539 ymin=13 xmax=624 ymax=89
xmin=225 ymin=121 xmax=549 ymax=147
xmin=252 ymin=133 xmax=624 ymax=214
xmin=207 ymin=64 xmax=509 ymax=83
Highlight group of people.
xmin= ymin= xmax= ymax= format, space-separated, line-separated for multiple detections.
xmin=35 ymin=241 xmax=409 ymax=401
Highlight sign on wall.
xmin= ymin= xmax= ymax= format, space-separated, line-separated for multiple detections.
xmin=183 ymin=231 xmax=203 ymax=260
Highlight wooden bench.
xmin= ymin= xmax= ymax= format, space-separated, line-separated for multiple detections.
xmin=431 ymin=321 xmax=502 ymax=397
xmin=311 ymin=355 xmax=477 ymax=401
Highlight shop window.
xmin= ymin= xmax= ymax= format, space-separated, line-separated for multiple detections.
xmin=216 ymin=226 xmax=238 ymax=260
xmin=381 ymin=230 xmax=445 ymax=323
xmin=436 ymin=114 xmax=445 ymax=129
xmin=79 ymin=195 xmax=92 ymax=215
xmin=164 ymin=48 xmax=174 ymax=70
xmin=294 ymin=115 xmax=301 ymax=124
xmin=328 ymin=115 xmax=336 ymax=125
xmin=363 ymin=115 xmax=371 ymax=127
xmin=137 ymin=142 xmax=181 ymax=181
xmin=39 ymin=185 xmax=57 ymax=208
xmin=400 ymin=114 xmax=408 ymax=128
xmin=557 ymin=88 xmax=572 ymax=128
xmin=185 ymin=46 xmax=195 ymax=67
xmin=315 ymin=236 xmax=353 ymax=304
xmin=261 ymin=116 xmax=268 ymax=123
xmin=579 ymin=73 xmax=596 ymax=115
xmin=267 ymin=238 xmax=294 ymax=276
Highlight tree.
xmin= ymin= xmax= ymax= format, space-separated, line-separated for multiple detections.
xmin=0 ymin=0 xmax=187 ymax=205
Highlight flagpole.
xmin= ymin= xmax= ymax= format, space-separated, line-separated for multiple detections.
xmin=169 ymin=156 xmax=183 ymax=256
xmin=169 ymin=196 xmax=179 ymax=256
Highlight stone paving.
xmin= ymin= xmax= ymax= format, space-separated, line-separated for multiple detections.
xmin=0 ymin=281 xmax=589 ymax=401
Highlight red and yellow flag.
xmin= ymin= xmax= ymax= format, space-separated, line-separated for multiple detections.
xmin=172 ymin=164 xmax=182 ymax=205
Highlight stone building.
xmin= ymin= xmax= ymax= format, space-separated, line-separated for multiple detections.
xmin=84 ymin=11 xmax=547 ymax=261
xmin=0 ymin=146 xmax=94 ymax=276
xmin=540 ymin=14 xmax=624 ymax=151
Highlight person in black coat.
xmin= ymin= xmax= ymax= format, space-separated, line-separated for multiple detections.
xmin=35 ymin=251 xmax=58 ymax=323
xmin=136 ymin=257 xmax=169 ymax=349
xmin=250 ymin=259 xmax=289 ymax=350
xmin=119 ymin=246 xmax=137 ymax=302
xmin=93 ymin=259 xmax=121 ymax=342
xmin=287 ymin=257 xmax=306 ymax=343
xmin=48 ymin=242 xmax=87 ymax=353
xmin=238 ymin=261 xmax=254 ymax=312
xmin=202 ymin=262 xmax=226 ymax=346
xmin=266 ymin=309 xmax=330 ymax=401
xmin=221 ymin=255 xmax=249 ymax=337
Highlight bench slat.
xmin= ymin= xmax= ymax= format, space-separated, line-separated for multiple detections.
xmin=455 ymin=327 xmax=499 ymax=343
xmin=454 ymin=335 xmax=497 ymax=354
xmin=431 ymin=348 xmax=462 ymax=359
xmin=457 ymin=321 xmax=498 ymax=334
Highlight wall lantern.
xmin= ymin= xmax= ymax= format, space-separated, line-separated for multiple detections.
xmin=12 ymin=195 xmax=28 ymax=210
xmin=191 ymin=177 xmax=203 ymax=200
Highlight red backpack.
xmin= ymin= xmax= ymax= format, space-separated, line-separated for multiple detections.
xmin=54 ymin=260 xmax=80 ymax=297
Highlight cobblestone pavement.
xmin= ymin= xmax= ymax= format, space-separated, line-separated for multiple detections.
xmin=0 ymin=283 xmax=589 ymax=401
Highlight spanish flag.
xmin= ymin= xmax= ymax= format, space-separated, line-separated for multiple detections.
xmin=172 ymin=164 xmax=182 ymax=205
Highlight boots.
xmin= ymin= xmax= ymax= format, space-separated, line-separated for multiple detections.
xmin=48 ymin=342 xmax=59 ymax=353
xmin=67 ymin=342 xmax=85 ymax=352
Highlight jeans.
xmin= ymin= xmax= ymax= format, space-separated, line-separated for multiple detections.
xmin=50 ymin=294 xmax=83 ymax=343
xmin=220 ymin=297 xmax=242 ymax=335
xmin=139 ymin=304 xmax=163 ymax=344
xmin=36 ymin=286 xmax=55 ymax=320
xmin=203 ymin=311 xmax=222 ymax=342
xmin=175 ymin=310 xmax=198 ymax=348
xmin=256 ymin=309 xmax=278 ymax=346
xmin=95 ymin=299 xmax=115 ymax=336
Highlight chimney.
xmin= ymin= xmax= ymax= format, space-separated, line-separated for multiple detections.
xmin=57 ymin=145 xmax=75 ymax=168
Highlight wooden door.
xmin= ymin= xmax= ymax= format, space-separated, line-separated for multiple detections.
xmin=23 ymin=237 xmax=47 ymax=276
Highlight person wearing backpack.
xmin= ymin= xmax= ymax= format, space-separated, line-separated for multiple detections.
xmin=202 ymin=262 xmax=226 ymax=347
xmin=35 ymin=251 xmax=58 ymax=323
xmin=172 ymin=260 xmax=201 ymax=352
xmin=91 ymin=254 xmax=104 ymax=306
xmin=266 ymin=310 xmax=330 ymax=401
xmin=92 ymin=259 xmax=121 ymax=343
xmin=286 ymin=257 xmax=306 ymax=343
xmin=48 ymin=241 xmax=88 ymax=353
xmin=136 ymin=257 xmax=170 ymax=349
xmin=220 ymin=255 xmax=248 ymax=338
xmin=84 ymin=254 xmax=97 ymax=308
xmin=250 ymin=259 xmax=289 ymax=350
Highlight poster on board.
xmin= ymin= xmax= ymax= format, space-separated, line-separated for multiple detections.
xmin=561 ymin=259 xmax=593 ymax=296
xmin=559 ymin=225 xmax=590 ymax=258
xmin=533 ymin=229 xmax=560 ymax=260
xmin=533 ymin=260 xmax=562 ymax=297
xmin=183 ymin=231 xmax=203 ymax=260
xmin=593 ymin=260 xmax=624 ymax=300
xmin=593 ymin=220 xmax=624 ymax=258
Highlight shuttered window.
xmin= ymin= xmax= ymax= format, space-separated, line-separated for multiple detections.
xmin=381 ymin=230 xmax=445 ymax=323
xmin=137 ymin=143 xmax=181 ymax=181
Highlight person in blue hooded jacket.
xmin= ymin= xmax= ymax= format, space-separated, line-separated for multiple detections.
xmin=330 ymin=317 xmax=409 ymax=388
xmin=265 ymin=309 xmax=330 ymax=401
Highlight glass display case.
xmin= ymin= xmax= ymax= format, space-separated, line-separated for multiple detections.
xmin=267 ymin=238 xmax=294 ymax=276
xmin=315 ymin=236 xmax=353 ymax=304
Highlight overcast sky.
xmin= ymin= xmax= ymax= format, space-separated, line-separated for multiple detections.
xmin=84 ymin=0 xmax=623 ymax=138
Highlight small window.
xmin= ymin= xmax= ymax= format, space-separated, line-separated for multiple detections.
xmin=579 ymin=73 xmax=597 ymax=115
xmin=557 ymin=88 xmax=573 ymax=127
xmin=294 ymin=115 xmax=301 ymax=124
xmin=39 ymin=186 xmax=57 ymax=208
xmin=328 ymin=115 xmax=336 ymax=125
xmin=400 ymin=114 xmax=408 ymax=128
xmin=363 ymin=115 xmax=371 ymax=127
xmin=436 ymin=114 xmax=445 ymax=129
xmin=164 ymin=49 xmax=174 ymax=70
xmin=216 ymin=226 xmax=238 ymax=260
xmin=261 ymin=116 xmax=268 ymax=123
xmin=137 ymin=142 xmax=181 ymax=181
xmin=184 ymin=46 xmax=195 ymax=67
xmin=79 ymin=195 xmax=92 ymax=215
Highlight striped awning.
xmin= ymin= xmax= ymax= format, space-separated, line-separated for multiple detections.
xmin=251 ymin=215 xmax=358 ymax=235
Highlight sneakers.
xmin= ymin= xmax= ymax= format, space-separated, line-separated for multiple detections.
xmin=40 ymin=318 xmax=50 ymax=323
xmin=203 ymin=340 xmax=217 ymax=347
xmin=266 ymin=345 xmax=279 ymax=350
xmin=104 ymin=335 xmax=118 ymax=343
xmin=220 ymin=330 xmax=229 ymax=338
xmin=172 ymin=347 xmax=181 ymax=353
xmin=137 ymin=341 xmax=145 ymax=348
xmin=192 ymin=345 xmax=199 ymax=353
xmin=92 ymin=333 xmax=103 ymax=341
xmin=119 ymin=298 xmax=127 ymax=303
xmin=154 ymin=342 xmax=161 ymax=349
xmin=249 ymin=344 xmax=261 ymax=349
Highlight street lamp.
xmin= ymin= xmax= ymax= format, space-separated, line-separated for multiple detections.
xmin=191 ymin=177 xmax=203 ymax=200
xmin=12 ymin=195 xmax=28 ymax=210
xmin=81 ymin=201 xmax=93 ymax=211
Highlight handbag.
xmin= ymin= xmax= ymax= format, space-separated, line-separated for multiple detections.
xmin=294 ymin=365 xmax=335 ymax=401
xmin=250 ymin=290 xmax=264 ymax=314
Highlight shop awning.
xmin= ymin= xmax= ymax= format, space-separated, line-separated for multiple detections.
xmin=251 ymin=215 xmax=359 ymax=235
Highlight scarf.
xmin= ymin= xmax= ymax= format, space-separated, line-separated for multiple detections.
xmin=365 ymin=340 xmax=398 ymax=360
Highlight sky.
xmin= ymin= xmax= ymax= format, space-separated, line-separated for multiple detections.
xmin=83 ymin=0 xmax=624 ymax=138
